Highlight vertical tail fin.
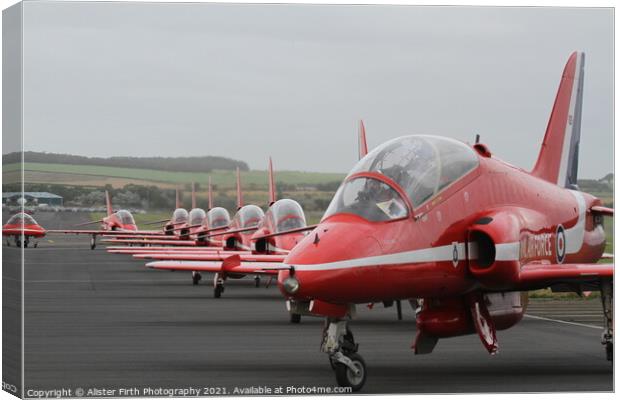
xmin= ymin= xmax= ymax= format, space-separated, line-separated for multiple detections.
xmin=175 ymin=188 xmax=181 ymax=209
xmin=105 ymin=190 xmax=113 ymax=216
xmin=191 ymin=182 xmax=196 ymax=209
xmin=358 ymin=119 xmax=368 ymax=160
xmin=236 ymin=167 xmax=243 ymax=210
xmin=208 ymin=177 xmax=213 ymax=210
xmin=532 ymin=52 xmax=585 ymax=188
xmin=268 ymin=157 xmax=276 ymax=206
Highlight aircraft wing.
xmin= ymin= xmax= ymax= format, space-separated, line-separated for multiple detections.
xmin=101 ymin=238 xmax=201 ymax=246
xmin=47 ymin=229 xmax=168 ymax=236
xmin=514 ymin=262 xmax=613 ymax=292
xmin=134 ymin=253 xmax=286 ymax=262
xmin=146 ymin=260 xmax=287 ymax=276
xmin=591 ymin=205 xmax=614 ymax=216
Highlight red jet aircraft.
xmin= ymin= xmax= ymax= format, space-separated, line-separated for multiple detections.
xmin=153 ymin=52 xmax=612 ymax=391
xmin=48 ymin=190 xmax=164 ymax=249
xmin=146 ymin=158 xmax=317 ymax=303
xmin=2 ymin=212 xmax=46 ymax=247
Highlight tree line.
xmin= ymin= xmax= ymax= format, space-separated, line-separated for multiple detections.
xmin=3 ymin=151 xmax=249 ymax=173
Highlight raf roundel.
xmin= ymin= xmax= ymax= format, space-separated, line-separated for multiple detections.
xmin=555 ymin=225 xmax=566 ymax=264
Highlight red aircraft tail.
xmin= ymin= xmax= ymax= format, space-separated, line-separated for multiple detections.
xmin=208 ymin=177 xmax=213 ymax=210
xmin=268 ymin=157 xmax=276 ymax=206
xmin=105 ymin=190 xmax=113 ymax=216
xmin=175 ymin=188 xmax=182 ymax=209
xmin=532 ymin=51 xmax=585 ymax=188
xmin=236 ymin=167 xmax=244 ymax=210
xmin=358 ymin=120 xmax=368 ymax=160
xmin=191 ymin=182 xmax=197 ymax=209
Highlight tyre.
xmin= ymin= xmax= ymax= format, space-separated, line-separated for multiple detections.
xmin=334 ymin=352 xmax=366 ymax=392
xmin=214 ymin=285 xmax=223 ymax=298
xmin=290 ymin=313 xmax=301 ymax=323
xmin=606 ymin=342 xmax=613 ymax=361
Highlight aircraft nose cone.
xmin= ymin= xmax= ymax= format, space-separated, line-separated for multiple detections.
xmin=278 ymin=217 xmax=383 ymax=300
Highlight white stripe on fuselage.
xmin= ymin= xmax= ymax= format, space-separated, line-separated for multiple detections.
xmin=564 ymin=190 xmax=586 ymax=254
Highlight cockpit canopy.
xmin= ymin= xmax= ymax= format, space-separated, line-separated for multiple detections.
xmin=323 ymin=135 xmax=479 ymax=222
xmin=235 ymin=205 xmax=264 ymax=228
xmin=207 ymin=207 xmax=230 ymax=229
xmin=6 ymin=213 xmax=37 ymax=225
xmin=270 ymin=199 xmax=306 ymax=232
xmin=349 ymin=135 xmax=479 ymax=207
xmin=116 ymin=210 xmax=135 ymax=225
xmin=172 ymin=208 xmax=189 ymax=224
xmin=189 ymin=208 xmax=207 ymax=226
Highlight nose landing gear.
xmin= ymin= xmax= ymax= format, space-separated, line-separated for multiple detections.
xmin=321 ymin=319 xmax=367 ymax=392
xmin=213 ymin=273 xmax=225 ymax=298
xmin=192 ymin=271 xmax=202 ymax=285
xmin=90 ymin=235 xmax=97 ymax=250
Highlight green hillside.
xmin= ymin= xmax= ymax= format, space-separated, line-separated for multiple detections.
xmin=6 ymin=162 xmax=345 ymax=188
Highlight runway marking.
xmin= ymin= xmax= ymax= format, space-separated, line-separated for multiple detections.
xmin=524 ymin=313 xmax=603 ymax=330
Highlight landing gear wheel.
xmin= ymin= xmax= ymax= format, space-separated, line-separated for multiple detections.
xmin=24 ymin=238 xmax=29 ymax=248
xmin=254 ymin=276 xmax=261 ymax=288
xmin=192 ymin=272 xmax=202 ymax=285
xmin=214 ymin=284 xmax=224 ymax=298
xmin=334 ymin=352 xmax=366 ymax=392
xmin=606 ymin=342 xmax=613 ymax=361
xmin=15 ymin=239 xmax=21 ymax=247
xmin=6 ymin=239 xmax=10 ymax=247
xmin=90 ymin=236 xmax=96 ymax=250
xmin=33 ymin=242 xmax=38 ymax=248
xmin=290 ymin=313 xmax=301 ymax=323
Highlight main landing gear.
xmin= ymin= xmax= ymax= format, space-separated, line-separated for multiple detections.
xmin=192 ymin=271 xmax=202 ymax=285
xmin=600 ymin=278 xmax=613 ymax=361
xmin=254 ymin=275 xmax=261 ymax=288
xmin=90 ymin=235 xmax=97 ymax=250
xmin=321 ymin=319 xmax=367 ymax=392
xmin=213 ymin=273 xmax=225 ymax=298
xmin=14 ymin=236 xmax=30 ymax=248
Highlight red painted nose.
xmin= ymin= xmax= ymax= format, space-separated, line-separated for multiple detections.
xmin=278 ymin=215 xmax=383 ymax=302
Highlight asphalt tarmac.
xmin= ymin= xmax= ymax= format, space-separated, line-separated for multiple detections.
xmin=5 ymin=212 xmax=614 ymax=395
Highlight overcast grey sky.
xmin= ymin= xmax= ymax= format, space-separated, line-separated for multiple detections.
xmin=15 ymin=2 xmax=613 ymax=178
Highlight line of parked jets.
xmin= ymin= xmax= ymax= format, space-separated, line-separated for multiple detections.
xmin=2 ymin=52 xmax=614 ymax=391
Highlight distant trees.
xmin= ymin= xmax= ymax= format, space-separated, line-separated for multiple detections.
xmin=3 ymin=151 xmax=249 ymax=172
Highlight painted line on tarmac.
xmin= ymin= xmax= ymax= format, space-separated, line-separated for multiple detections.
xmin=524 ymin=313 xmax=603 ymax=330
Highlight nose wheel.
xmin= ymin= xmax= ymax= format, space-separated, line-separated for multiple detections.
xmin=321 ymin=319 xmax=367 ymax=392
xmin=213 ymin=273 xmax=225 ymax=298
xmin=90 ymin=235 xmax=97 ymax=250
xmin=192 ymin=271 xmax=202 ymax=285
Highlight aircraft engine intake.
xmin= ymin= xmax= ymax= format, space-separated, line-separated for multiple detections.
xmin=467 ymin=212 xmax=521 ymax=290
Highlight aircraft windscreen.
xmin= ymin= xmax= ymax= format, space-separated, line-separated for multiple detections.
xmin=272 ymin=199 xmax=306 ymax=232
xmin=349 ymin=135 xmax=479 ymax=207
xmin=172 ymin=208 xmax=189 ymax=224
xmin=238 ymin=205 xmax=264 ymax=228
xmin=189 ymin=209 xmax=207 ymax=226
xmin=7 ymin=213 xmax=37 ymax=225
xmin=323 ymin=177 xmax=408 ymax=222
xmin=207 ymin=207 xmax=231 ymax=229
xmin=116 ymin=210 xmax=135 ymax=225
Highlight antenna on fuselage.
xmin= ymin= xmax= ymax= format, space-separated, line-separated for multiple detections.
xmin=475 ymin=134 xmax=480 ymax=144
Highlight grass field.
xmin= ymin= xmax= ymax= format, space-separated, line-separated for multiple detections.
xmin=7 ymin=162 xmax=345 ymax=188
